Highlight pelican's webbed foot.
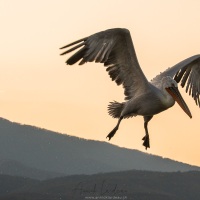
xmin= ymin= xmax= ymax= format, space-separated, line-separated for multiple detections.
xmin=106 ymin=116 xmax=123 ymax=141
xmin=142 ymin=135 xmax=150 ymax=150
xmin=142 ymin=115 xmax=153 ymax=150
xmin=106 ymin=127 xmax=118 ymax=141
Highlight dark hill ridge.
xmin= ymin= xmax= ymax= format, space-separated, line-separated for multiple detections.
xmin=0 ymin=174 xmax=39 ymax=197
xmin=0 ymin=117 xmax=199 ymax=180
xmin=1 ymin=170 xmax=200 ymax=200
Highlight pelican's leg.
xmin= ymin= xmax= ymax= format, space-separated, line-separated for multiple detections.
xmin=106 ymin=116 xmax=123 ymax=140
xmin=142 ymin=116 xmax=153 ymax=150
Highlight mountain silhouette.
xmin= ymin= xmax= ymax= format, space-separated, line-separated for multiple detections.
xmin=1 ymin=170 xmax=200 ymax=200
xmin=0 ymin=117 xmax=199 ymax=180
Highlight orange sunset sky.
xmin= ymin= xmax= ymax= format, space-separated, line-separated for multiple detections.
xmin=1 ymin=0 xmax=200 ymax=166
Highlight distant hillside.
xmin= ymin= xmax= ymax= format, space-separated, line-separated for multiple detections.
xmin=0 ymin=159 xmax=64 ymax=180
xmin=1 ymin=170 xmax=200 ymax=200
xmin=0 ymin=117 xmax=199 ymax=180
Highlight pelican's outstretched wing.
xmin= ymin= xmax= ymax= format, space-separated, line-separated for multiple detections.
xmin=151 ymin=55 xmax=200 ymax=106
xmin=60 ymin=28 xmax=150 ymax=100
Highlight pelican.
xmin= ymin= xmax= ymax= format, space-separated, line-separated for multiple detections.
xmin=60 ymin=28 xmax=200 ymax=149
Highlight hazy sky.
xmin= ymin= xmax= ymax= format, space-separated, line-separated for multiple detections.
xmin=1 ymin=0 xmax=200 ymax=166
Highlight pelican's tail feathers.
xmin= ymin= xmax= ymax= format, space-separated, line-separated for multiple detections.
xmin=108 ymin=101 xmax=125 ymax=118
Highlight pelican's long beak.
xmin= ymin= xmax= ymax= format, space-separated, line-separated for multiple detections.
xmin=166 ymin=86 xmax=192 ymax=118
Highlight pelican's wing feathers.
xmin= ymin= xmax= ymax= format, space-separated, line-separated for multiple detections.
xmin=151 ymin=55 xmax=200 ymax=106
xmin=60 ymin=28 xmax=150 ymax=100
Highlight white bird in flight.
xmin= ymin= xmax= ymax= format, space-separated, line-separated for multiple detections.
xmin=60 ymin=28 xmax=200 ymax=149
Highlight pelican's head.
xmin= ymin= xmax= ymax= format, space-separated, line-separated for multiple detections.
xmin=162 ymin=76 xmax=192 ymax=118
xmin=162 ymin=76 xmax=178 ymax=88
